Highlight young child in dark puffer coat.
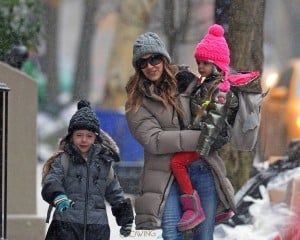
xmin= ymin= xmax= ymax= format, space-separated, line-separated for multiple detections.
xmin=41 ymin=100 xmax=134 ymax=240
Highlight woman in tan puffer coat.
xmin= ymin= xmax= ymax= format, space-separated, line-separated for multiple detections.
xmin=125 ymin=31 xmax=236 ymax=240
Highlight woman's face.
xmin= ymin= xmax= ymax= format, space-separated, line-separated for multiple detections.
xmin=196 ymin=60 xmax=214 ymax=78
xmin=138 ymin=54 xmax=164 ymax=82
xmin=72 ymin=130 xmax=96 ymax=155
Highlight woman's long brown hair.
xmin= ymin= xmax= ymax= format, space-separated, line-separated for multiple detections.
xmin=126 ymin=58 xmax=184 ymax=117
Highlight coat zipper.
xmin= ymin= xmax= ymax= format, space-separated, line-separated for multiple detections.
xmin=83 ymin=161 xmax=90 ymax=240
xmin=158 ymin=173 xmax=173 ymax=216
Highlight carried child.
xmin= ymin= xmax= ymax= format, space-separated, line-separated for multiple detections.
xmin=171 ymin=24 xmax=261 ymax=232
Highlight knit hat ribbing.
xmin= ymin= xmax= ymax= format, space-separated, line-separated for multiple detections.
xmin=132 ymin=32 xmax=171 ymax=67
xmin=194 ymin=24 xmax=230 ymax=92
xmin=68 ymin=100 xmax=100 ymax=136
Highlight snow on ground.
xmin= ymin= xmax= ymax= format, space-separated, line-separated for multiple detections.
xmin=36 ymin=162 xmax=297 ymax=239
xmin=35 ymin=104 xmax=300 ymax=239
xmin=36 ymin=163 xmax=162 ymax=240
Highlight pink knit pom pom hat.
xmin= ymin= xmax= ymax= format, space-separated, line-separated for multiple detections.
xmin=194 ymin=24 xmax=230 ymax=92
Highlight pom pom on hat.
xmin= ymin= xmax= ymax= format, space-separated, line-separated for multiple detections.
xmin=68 ymin=100 xmax=100 ymax=137
xmin=209 ymin=24 xmax=224 ymax=37
xmin=77 ymin=99 xmax=91 ymax=109
xmin=194 ymin=24 xmax=230 ymax=92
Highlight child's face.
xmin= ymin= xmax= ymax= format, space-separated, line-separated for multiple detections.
xmin=196 ymin=60 xmax=214 ymax=78
xmin=72 ymin=130 xmax=96 ymax=155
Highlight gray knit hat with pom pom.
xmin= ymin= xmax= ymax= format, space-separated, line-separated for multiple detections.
xmin=68 ymin=100 xmax=100 ymax=136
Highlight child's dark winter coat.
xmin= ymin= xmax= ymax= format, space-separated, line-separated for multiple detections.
xmin=42 ymin=100 xmax=133 ymax=240
xmin=42 ymin=141 xmax=133 ymax=240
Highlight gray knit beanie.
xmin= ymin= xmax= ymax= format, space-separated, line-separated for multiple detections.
xmin=132 ymin=32 xmax=171 ymax=67
xmin=68 ymin=100 xmax=100 ymax=137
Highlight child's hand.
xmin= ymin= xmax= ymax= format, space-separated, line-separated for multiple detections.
xmin=54 ymin=194 xmax=73 ymax=212
xmin=120 ymin=223 xmax=132 ymax=237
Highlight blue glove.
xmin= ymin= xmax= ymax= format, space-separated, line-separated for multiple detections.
xmin=120 ymin=223 xmax=132 ymax=237
xmin=54 ymin=194 xmax=73 ymax=212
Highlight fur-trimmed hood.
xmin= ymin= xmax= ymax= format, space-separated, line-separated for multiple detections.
xmin=59 ymin=129 xmax=120 ymax=162
xmin=100 ymin=129 xmax=120 ymax=161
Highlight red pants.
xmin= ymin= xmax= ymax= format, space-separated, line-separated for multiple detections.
xmin=170 ymin=151 xmax=201 ymax=195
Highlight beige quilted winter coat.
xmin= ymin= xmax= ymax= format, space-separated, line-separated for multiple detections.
xmin=125 ymin=77 xmax=236 ymax=230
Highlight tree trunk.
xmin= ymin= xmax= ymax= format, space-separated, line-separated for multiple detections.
xmin=220 ymin=0 xmax=266 ymax=191
xmin=43 ymin=0 xmax=59 ymax=108
xmin=214 ymin=0 xmax=231 ymax=38
xmin=72 ymin=0 xmax=100 ymax=101
xmin=162 ymin=0 xmax=192 ymax=62
xmin=228 ymin=0 xmax=265 ymax=72
xmin=101 ymin=0 xmax=158 ymax=108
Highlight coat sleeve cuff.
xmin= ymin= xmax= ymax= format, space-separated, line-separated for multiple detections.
xmin=180 ymin=130 xmax=201 ymax=151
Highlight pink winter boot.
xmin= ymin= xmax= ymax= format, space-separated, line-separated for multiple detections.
xmin=177 ymin=190 xmax=205 ymax=231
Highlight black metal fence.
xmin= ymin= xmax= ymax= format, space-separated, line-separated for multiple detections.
xmin=0 ymin=83 xmax=9 ymax=240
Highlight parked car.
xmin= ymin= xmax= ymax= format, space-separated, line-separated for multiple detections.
xmin=260 ymin=58 xmax=300 ymax=159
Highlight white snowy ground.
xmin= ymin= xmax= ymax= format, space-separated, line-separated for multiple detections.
xmin=36 ymin=162 xmax=300 ymax=240
xmin=36 ymin=163 xmax=163 ymax=240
